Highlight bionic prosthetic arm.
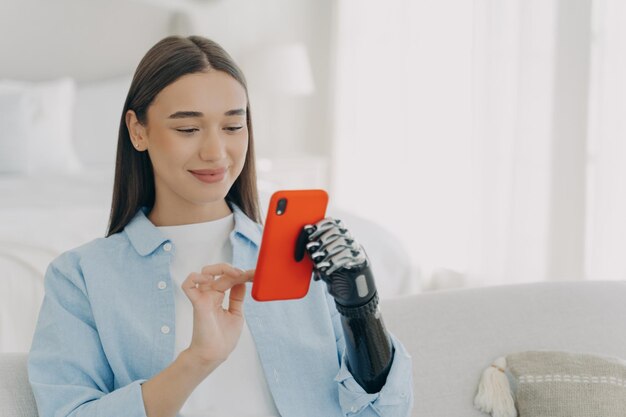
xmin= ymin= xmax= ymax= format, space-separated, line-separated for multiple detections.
xmin=296 ymin=218 xmax=395 ymax=394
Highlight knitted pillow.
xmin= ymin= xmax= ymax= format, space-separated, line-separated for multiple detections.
xmin=474 ymin=350 xmax=626 ymax=417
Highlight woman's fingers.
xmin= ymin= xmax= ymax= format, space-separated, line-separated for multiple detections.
xmin=182 ymin=264 xmax=253 ymax=296
xmin=227 ymin=283 xmax=246 ymax=316
xmin=199 ymin=264 xmax=254 ymax=292
xmin=210 ymin=272 xmax=252 ymax=293
xmin=182 ymin=272 xmax=213 ymax=290
xmin=242 ymin=269 xmax=255 ymax=282
xmin=201 ymin=263 xmax=243 ymax=278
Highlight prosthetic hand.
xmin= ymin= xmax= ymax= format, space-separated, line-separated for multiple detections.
xmin=296 ymin=218 xmax=395 ymax=394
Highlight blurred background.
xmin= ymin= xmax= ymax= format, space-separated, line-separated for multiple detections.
xmin=1 ymin=0 xmax=626 ymax=349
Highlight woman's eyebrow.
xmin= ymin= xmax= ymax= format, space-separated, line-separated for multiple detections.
xmin=167 ymin=109 xmax=246 ymax=119
xmin=224 ymin=108 xmax=246 ymax=116
xmin=168 ymin=110 xmax=202 ymax=119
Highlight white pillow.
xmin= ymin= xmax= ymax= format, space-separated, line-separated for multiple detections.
xmin=0 ymin=88 xmax=35 ymax=174
xmin=0 ymin=77 xmax=82 ymax=175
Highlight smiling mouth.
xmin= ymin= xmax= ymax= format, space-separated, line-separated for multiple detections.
xmin=189 ymin=169 xmax=227 ymax=184
xmin=189 ymin=167 xmax=227 ymax=175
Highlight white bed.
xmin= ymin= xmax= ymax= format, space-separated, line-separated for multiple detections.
xmin=0 ymin=169 xmax=112 ymax=350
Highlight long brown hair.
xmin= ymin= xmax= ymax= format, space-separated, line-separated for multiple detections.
xmin=106 ymin=35 xmax=261 ymax=237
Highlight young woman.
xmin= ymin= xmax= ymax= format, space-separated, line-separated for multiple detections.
xmin=27 ymin=35 xmax=414 ymax=417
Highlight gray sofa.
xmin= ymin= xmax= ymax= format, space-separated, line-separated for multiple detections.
xmin=2 ymin=280 xmax=626 ymax=417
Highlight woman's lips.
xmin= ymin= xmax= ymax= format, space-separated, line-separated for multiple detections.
xmin=189 ymin=168 xmax=226 ymax=175
xmin=189 ymin=168 xmax=226 ymax=183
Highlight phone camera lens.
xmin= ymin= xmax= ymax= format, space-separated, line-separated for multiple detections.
xmin=276 ymin=198 xmax=287 ymax=215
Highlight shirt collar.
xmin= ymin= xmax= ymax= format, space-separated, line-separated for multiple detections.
xmin=124 ymin=201 xmax=262 ymax=256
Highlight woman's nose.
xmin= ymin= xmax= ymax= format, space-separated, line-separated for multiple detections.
xmin=199 ymin=130 xmax=226 ymax=161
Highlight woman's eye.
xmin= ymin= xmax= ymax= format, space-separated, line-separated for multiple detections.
xmin=176 ymin=128 xmax=198 ymax=134
xmin=225 ymin=126 xmax=243 ymax=132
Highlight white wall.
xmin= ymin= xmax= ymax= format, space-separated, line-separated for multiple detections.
xmin=0 ymin=0 xmax=171 ymax=83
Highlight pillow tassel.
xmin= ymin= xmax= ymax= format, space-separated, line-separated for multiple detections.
xmin=474 ymin=356 xmax=517 ymax=417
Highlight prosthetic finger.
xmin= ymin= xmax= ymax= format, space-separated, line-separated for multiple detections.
xmin=299 ymin=219 xmax=373 ymax=307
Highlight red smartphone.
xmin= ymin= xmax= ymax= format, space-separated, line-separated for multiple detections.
xmin=251 ymin=189 xmax=329 ymax=301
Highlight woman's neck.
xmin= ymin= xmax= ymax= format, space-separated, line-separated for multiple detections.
xmin=148 ymin=199 xmax=232 ymax=227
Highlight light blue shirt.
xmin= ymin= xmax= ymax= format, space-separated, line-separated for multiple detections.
xmin=27 ymin=202 xmax=414 ymax=417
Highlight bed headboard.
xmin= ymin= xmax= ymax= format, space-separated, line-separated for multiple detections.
xmin=0 ymin=0 xmax=177 ymax=83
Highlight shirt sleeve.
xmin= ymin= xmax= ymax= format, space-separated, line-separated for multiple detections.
xmin=325 ymin=290 xmax=414 ymax=416
xmin=27 ymin=256 xmax=149 ymax=417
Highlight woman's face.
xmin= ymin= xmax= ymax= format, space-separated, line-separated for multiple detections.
xmin=129 ymin=70 xmax=249 ymax=216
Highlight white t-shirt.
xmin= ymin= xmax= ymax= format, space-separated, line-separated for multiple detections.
xmin=156 ymin=213 xmax=279 ymax=417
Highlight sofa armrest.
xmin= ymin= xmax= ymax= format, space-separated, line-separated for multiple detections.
xmin=0 ymin=352 xmax=38 ymax=417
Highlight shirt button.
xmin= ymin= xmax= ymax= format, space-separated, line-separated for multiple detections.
xmin=350 ymin=406 xmax=357 ymax=413
xmin=158 ymin=281 xmax=167 ymax=290
xmin=161 ymin=325 xmax=170 ymax=334
xmin=163 ymin=242 xmax=172 ymax=252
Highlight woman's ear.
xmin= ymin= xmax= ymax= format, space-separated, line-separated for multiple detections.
xmin=125 ymin=109 xmax=147 ymax=151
